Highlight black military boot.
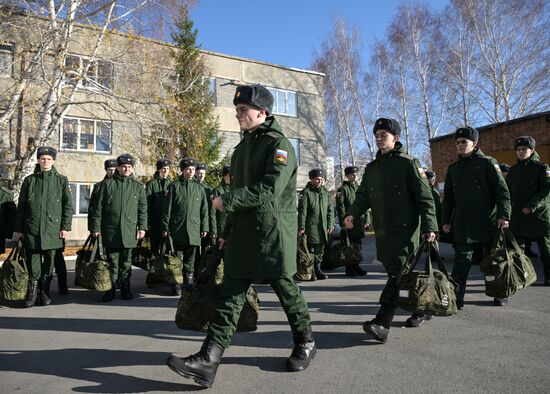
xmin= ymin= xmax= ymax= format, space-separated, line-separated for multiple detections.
xmin=185 ymin=272 xmax=195 ymax=287
xmin=102 ymin=280 xmax=117 ymax=302
xmin=405 ymin=313 xmax=432 ymax=327
xmin=455 ymin=279 xmax=466 ymax=310
xmin=166 ymin=336 xmax=225 ymax=388
xmin=352 ymin=264 xmax=367 ymax=276
xmin=345 ymin=265 xmax=357 ymax=277
xmin=38 ymin=277 xmax=52 ymax=306
xmin=493 ymin=297 xmax=508 ymax=306
xmin=120 ymin=277 xmax=134 ymax=300
xmin=363 ymin=305 xmax=395 ymax=343
xmin=24 ymin=280 xmax=38 ymax=308
xmin=172 ymin=284 xmax=182 ymax=296
xmin=314 ymin=262 xmax=327 ymax=280
xmin=286 ymin=325 xmax=317 ymax=372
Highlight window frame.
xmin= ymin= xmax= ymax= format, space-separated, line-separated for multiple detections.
xmin=267 ymin=87 xmax=297 ymax=117
xmin=68 ymin=182 xmax=94 ymax=217
xmin=288 ymin=137 xmax=301 ymax=165
xmin=64 ymin=53 xmax=114 ymax=90
xmin=0 ymin=42 xmax=14 ymax=78
xmin=60 ymin=116 xmax=112 ymax=153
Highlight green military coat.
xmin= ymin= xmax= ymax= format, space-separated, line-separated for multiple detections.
xmin=336 ymin=181 xmax=364 ymax=240
xmin=221 ymin=116 xmax=298 ymax=279
xmin=298 ymin=182 xmax=334 ymax=245
xmin=197 ymin=182 xmax=216 ymax=239
xmin=89 ymin=174 xmax=110 ymax=216
xmin=442 ymin=148 xmax=511 ymax=244
xmin=15 ymin=165 xmax=73 ymax=250
xmin=88 ymin=172 xmax=147 ymax=249
xmin=431 ymin=187 xmax=442 ymax=230
xmin=506 ymin=151 xmax=550 ymax=239
xmin=212 ymin=181 xmax=230 ymax=235
xmin=0 ymin=186 xmax=16 ymax=254
xmin=146 ymin=172 xmax=171 ymax=234
xmin=347 ymin=142 xmax=437 ymax=268
xmin=161 ymin=176 xmax=208 ymax=247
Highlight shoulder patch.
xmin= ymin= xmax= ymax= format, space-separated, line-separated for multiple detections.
xmin=417 ymin=167 xmax=427 ymax=178
xmin=274 ymin=148 xmax=288 ymax=165
xmin=493 ymin=163 xmax=502 ymax=174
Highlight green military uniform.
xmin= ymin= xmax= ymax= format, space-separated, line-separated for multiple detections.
xmin=88 ymin=172 xmax=147 ymax=282
xmin=506 ymin=151 xmax=550 ymax=282
xmin=0 ymin=186 xmax=16 ymax=254
xmin=430 ymin=187 xmax=442 ymax=230
xmin=347 ymin=142 xmax=437 ymax=307
xmin=337 ymin=181 xmax=363 ymax=242
xmin=210 ymin=116 xmax=311 ymax=348
xmin=298 ymin=182 xmax=334 ymax=263
xmin=15 ymin=164 xmax=73 ymax=281
xmin=161 ymin=176 xmax=209 ymax=273
xmin=195 ymin=181 xmax=215 ymax=269
xmin=146 ymin=172 xmax=171 ymax=254
xmin=212 ymin=180 xmax=230 ymax=236
xmin=442 ymin=147 xmax=511 ymax=284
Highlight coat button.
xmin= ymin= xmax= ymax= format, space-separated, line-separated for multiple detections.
xmin=256 ymin=226 xmax=260 ymax=230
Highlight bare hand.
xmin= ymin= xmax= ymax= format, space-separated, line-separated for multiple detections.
xmin=162 ymin=231 xmax=169 ymax=237
xmin=442 ymin=224 xmax=451 ymax=234
xmin=14 ymin=232 xmax=23 ymax=240
xmin=200 ymin=231 xmax=207 ymax=238
xmin=137 ymin=230 xmax=146 ymax=239
xmin=59 ymin=230 xmax=68 ymax=239
xmin=212 ymin=196 xmax=225 ymax=213
xmin=298 ymin=229 xmax=305 ymax=237
xmin=327 ymin=228 xmax=334 ymax=235
xmin=218 ymin=238 xmax=226 ymax=250
xmin=424 ymin=232 xmax=436 ymax=242
xmin=497 ymin=219 xmax=509 ymax=229
xmin=91 ymin=232 xmax=101 ymax=238
xmin=364 ymin=224 xmax=373 ymax=232
xmin=522 ymin=208 xmax=532 ymax=214
xmin=343 ymin=215 xmax=354 ymax=229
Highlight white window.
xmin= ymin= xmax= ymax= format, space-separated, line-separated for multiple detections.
xmin=207 ymin=77 xmax=216 ymax=105
xmin=68 ymin=183 xmax=93 ymax=216
xmin=289 ymin=138 xmax=300 ymax=164
xmin=267 ymin=87 xmax=297 ymax=117
xmin=61 ymin=117 xmax=112 ymax=153
xmin=65 ymin=54 xmax=113 ymax=89
xmin=0 ymin=43 xmax=13 ymax=78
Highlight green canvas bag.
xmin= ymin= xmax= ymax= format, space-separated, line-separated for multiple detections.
xmin=481 ymin=229 xmax=537 ymax=298
xmin=397 ymin=241 xmax=458 ymax=317
xmin=132 ymin=238 xmax=153 ymax=271
xmin=146 ymin=236 xmax=183 ymax=287
xmin=74 ymin=235 xmax=112 ymax=291
xmin=0 ymin=241 xmax=29 ymax=301
xmin=321 ymin=233 xmax=362 ymax=271
xmin=294 ymin=235 xmax=314 ymax=281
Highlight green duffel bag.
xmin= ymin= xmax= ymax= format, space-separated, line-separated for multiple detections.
xmin=0 ymin=241 xmax=29 ymax=301
xmin=481 ymin=229 xmax=536 ymax=298
xmin=132 ymin=238 xmax=153 ymax=271
xmin=397 ymin=241 xmax=458 ymax=317
xmin=321 ymin=234 xmax=362 ymax=271
xmin=146 ymin=236 xmax=183 ymax=287
xmin=74 ymin=235 xmax=112 ymax=291
xmin=175 ymin=281 xmax=215 ymax=331
xmin=294 ymin=235 xmax=313 ymax=281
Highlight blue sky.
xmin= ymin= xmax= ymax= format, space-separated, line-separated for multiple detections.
xmin=190 ymin=0 xmax=447 ymax=70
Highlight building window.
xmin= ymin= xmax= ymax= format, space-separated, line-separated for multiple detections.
xmin=289 ymin=138 xmax=300 ymax=165
xmin=68 ymin=183 xmax=93 ymax=216
xmin=267 ymin=87 xmax=297 ymax=117
xmin=207 ymin=77 xmax=216 ymax=105
xmin=0 ymin=43 xmax=13 ymax=78
xmin=61 ymin=117 xmax=112 ymax=153
xmin=65 ymin=54 xmax=114 ymax=89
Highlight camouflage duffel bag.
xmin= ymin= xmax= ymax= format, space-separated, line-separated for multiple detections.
xmin=74 ymin=235 xmax=112 ymax=291
xmin=236 ymin=285 xmax=259 ymax=332
xmin=321 ymin=234 xmax=362 ymax=271
xmin=146 ymin=237 xmax=183 ymax=287
xmin=397 ymin=241 xmax=458 ymax=317
xmin=132 ymin=238 xmax=153 ymax=271
xmin=0 ymin=241 xmax=29 ymax=301
xmin=294 ymin=235 xmax=313 ymax=281
xmin=481 ymin=229 xmax=536 ymax=298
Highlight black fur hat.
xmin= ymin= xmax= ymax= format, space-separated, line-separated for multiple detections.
xmin=196 ymin=162 xmax=208 ymax=171
xmin=455 ymin=126 xmax=479 ymax=141
xmin=36 ymin=146 xmax=57 ymax=160
xmin=513 ymin=136 xmax=536 ymax=150
xmin=344 ymin=166 xmax=358 ymax=176
xmin=233 ymin=84 xmax=274 ymax=115
xmin=373 ymin=118 xmax=401 ymax=136
xmin=116 ymin=154 xmax=135 ymax=166
xmin=104 ymin=159 xmax=117 ymax=170
xmin=222 ymin=165 xmax=231 ymax=176
xmin=179 ymin=157 xmax=197 ymax=170
xmin=308 ymin=168 xmax=325 ymax=180
xmin=156 ymin=158 xmax=172 ymax=170
xmin=425 ymin=171 xmax=436 ymax=179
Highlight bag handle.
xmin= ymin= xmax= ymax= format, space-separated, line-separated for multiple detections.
xmin=426 ymin=241 xmax=453 ymax=280
xmin=503 ymin=228 xmax=523 ymax=255
xmin=299 ymin=234 xmax=312 ymax=260
xmin=401 ymin=240 xmax=428 ymax=276
xmin=6 ymin=239 xmax=23 ymax=262
xmin=88 ymin=235 xmax=105 ymax=263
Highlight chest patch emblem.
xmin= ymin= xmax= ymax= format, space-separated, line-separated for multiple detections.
xmin=274 ymin=149 xmax=288 ymax=165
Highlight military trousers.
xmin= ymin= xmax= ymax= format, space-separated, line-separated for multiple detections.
xmin=516 ymin=235 xmax=550 ymax=276
xmin=25 ymin=249 xmax=55 ymax=281
xmin=105 ymin=247 xmax=132 ymax=282
xmin=452 ymin=242 xmax=492 ymax=283
xmin=307 ymin=242 xmax=325 ymax=263
xmin=149 ymin=229 xmax=162 ymax=256
xmin=208 ymin=275 xmax=311 ymax=348
xmin=175 ymin=246 xmax=196 ymax=274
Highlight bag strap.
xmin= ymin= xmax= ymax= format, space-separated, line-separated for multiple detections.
xmin=89 ymin=235 xmax=105 ymax=263
xmin=344 ymin=232 xmax=351 ymax=247
xmin=299 ymin=234 xmax=312 ymax=260
xmin=503 ymin=228 xmax=523 ymax=255
xmin=82 ymin=234 xmax=94 ymax=251
xmin=426 ymin=241 xmax=452 ymax=279
xmin=401 ymin=240 xmax=427 ymax=275
xmin=6 ymin=240 xmax=22 ymax=261
xmin=167 ymin=235 xmax=176 ymax=254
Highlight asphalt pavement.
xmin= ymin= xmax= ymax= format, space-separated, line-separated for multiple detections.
xmin=1 ymin=237 xmax=549 ymax=393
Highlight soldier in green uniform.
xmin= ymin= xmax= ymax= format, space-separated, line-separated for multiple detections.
xmin=211 ymin=165 xmax=231 ymax=237
xmin=426 ymin=171 xmax=442 ymax=231
xmin=298 ymin=168 xmax=334 ymax=280
xmin=344 ymin=118 xmax=437 ymax=342
xmin=89 ymin=159 xmax=117 ymax=215
xmin=166 ymin=85 xmax=315 ymax=388
xmin=336 ymin=166 xmax=367 ymax=277
xmin=14 ymin=147 xmax=73 ymax=308
xmin=194 ymin=163 xmax=216 ymax=269
xmin=505 ymin=136 xmax=550 ymax=285
xmin=146 ymin=158 xmax=172 ymax=255
xmin=88 ymin=154 xmax=147 ymax=302
xmin=161 ymin=157 xmax=209 ymax=293
xmin=0 ymin=185 xmax=16 ymax=255
xmin=442 ymin=127 xmax=511 ymax=308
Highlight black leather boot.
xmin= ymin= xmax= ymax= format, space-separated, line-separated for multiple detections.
xmin=353 ymin=264 xmax=367 ymax=276
xmin=345 ymin=265 xmax=357 ymax=277
xmin=314 ymin=262 xmax=327 ymax=280
xmin=24 ymin=280 xmax=38 ymax=308
xmin=455 ymin=279 xmax=466 ymax=310
xmin=120 ymin=277 xmax=133 ymax=300
xmin=286 ymin=326 xmax=317 ymax=372
xmin=166 ymin=336 xmax=225 ymax=388
xmin=102 ymin=280 xmax=116 ymax=302
xmin=38 ymin=277 xmax=52 ymax=306
xmin=405 ymin=313 xmax=432 ymax=327
xmin=363 ymin=305 xmax=395 ymax=343
xmin=172 ymin=284 xmax=182 ymax=296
